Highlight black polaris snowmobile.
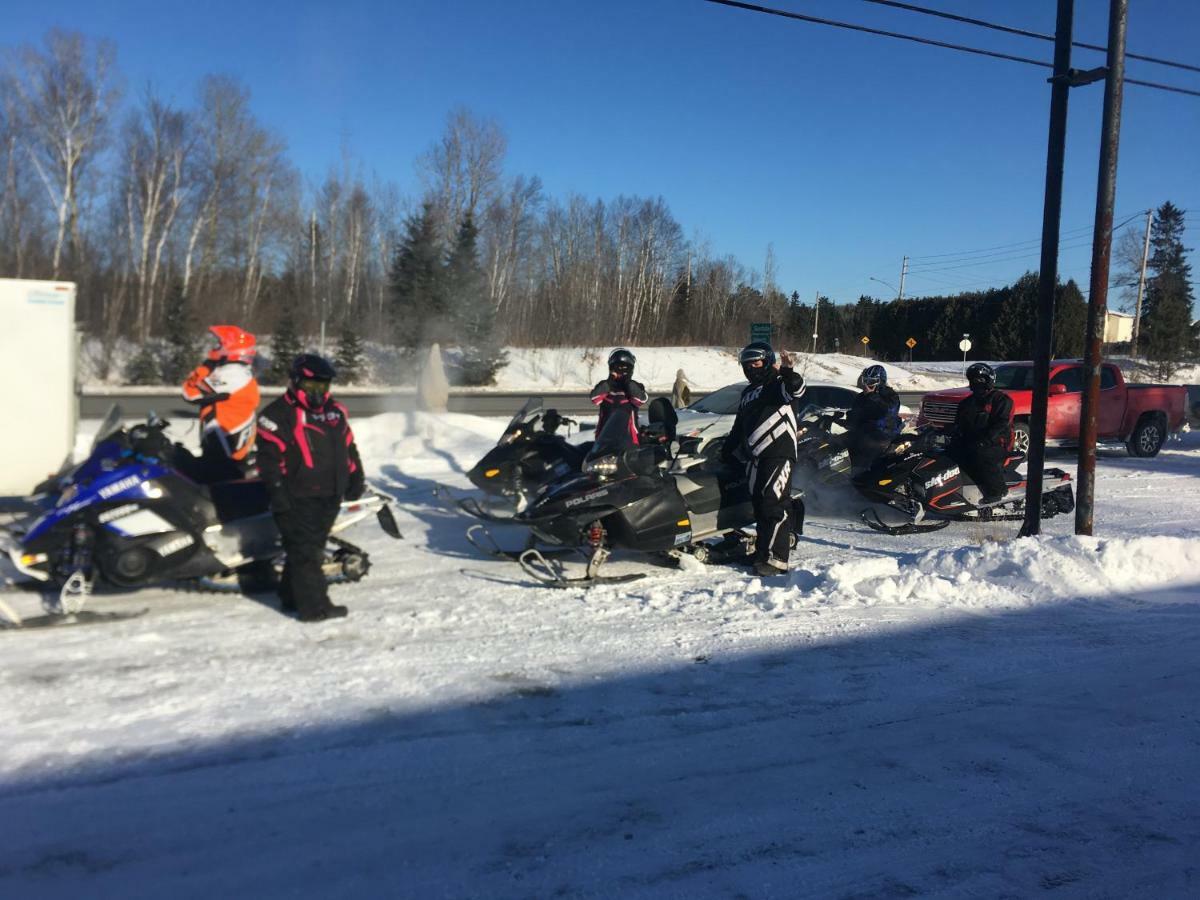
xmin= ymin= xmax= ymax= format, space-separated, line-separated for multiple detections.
xmin=0 ymin=408 xmax=401 ymax=628
xmin=852 ymin=428 xmax=1074 ymax=535
xmin=506 ymin=399 xmax=804 ymax=588
xmin=438 ymin=398 xmax=588 ymax=522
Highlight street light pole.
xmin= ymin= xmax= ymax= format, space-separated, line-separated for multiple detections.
xmin=898 ymin=256 xmax=908 ymax=301
xmin=811 ymin=290 xmax=820 ymax=354
xmin=1130 ymin=207 xmax=1152 ymax=357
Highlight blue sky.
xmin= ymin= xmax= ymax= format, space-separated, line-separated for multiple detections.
xmin=6 ymin=0 xmax=1199 ymax=310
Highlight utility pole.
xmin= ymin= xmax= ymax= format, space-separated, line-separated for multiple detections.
xmin=1020 ymin=0 xmax=1077 ymax=539
xmin=1130 ymin=207 xmax=1152 ymax=357
xmin=898 ymin=256 xmax=908 ymax=301
xmin=811 ymin=290 xmax=820 ymax=354
xmin=1075 ymin=0 xmax=1128 ymax=537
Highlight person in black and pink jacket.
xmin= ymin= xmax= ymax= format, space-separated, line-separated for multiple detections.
xmin=257 ymin=353 xmax=365 ymax=622
xmin=589 ymin=348 xmax=648 ymax=443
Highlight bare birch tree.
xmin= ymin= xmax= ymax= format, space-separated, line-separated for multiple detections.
xmin=417 ymin=107 xmax=506 ymax=245
xmin=9 ymin=29 xmax=120 ymax=279
xmin=119 ymin=92 xmax=192 ymax=339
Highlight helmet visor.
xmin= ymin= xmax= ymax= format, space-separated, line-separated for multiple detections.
xmin=298 ymin=377 xmax=331 ymax=397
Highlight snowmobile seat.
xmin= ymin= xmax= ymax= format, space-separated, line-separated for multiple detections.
xmin=207 ymin=479 xmax=272 ymax=522
xmin=646 ymin=397 xmax=678 ymax=443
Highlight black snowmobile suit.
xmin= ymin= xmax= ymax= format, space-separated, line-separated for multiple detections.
xmin=845 ymin=384 xmax=901 ymax=472
xmin=950 ymin=388 xmax=1014 ymax=501
xmin=257 ymin=389 xmax=366 ymax=620
xmin=590 ymin=376 xmax=648 ymax=439
xmin=722 ymin=367 xmax=806 ymax=565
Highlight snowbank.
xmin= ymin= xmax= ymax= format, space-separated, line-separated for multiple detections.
xmin=802 ymin=534 xmax=1200 ymax=608
xmin=79 ymin=338 xmax=967 ymax=392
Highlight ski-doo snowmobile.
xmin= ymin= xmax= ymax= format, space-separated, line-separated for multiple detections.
xmin=0 ymin=408 xmax=401 ymax=628
xmin=442 ymin=398 xmax=587 ymax=521
xmin=506 ymin=399 xmax=804 ymax=588
xmin=853 ymin=427 xmax=1074 ymax=535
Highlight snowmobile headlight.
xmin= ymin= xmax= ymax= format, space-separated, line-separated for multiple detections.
xmin=484 ymin=468 xmax=501 ymax=478
xmin=583 ymin=455 xmax=619 ymax=477
xmin=20 ymin=553 xmax=48 ymax=567
xmin=877 ymin=479 xmax=893 ymax=486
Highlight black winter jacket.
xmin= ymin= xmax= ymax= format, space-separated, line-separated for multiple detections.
xmin=846 ymin=386 xmax=901 ymax=439
xmin=954 ymin=389 xmax=1014 ymax=450
xmin=257 ymin=389 xmax=365 ymax=509
xmin=590 ymin=377 xmax=648 ymax=436
xmin=722 ymin=368 xmax=807 ymax=462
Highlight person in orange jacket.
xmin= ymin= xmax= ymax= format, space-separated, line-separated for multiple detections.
xmin=182 ymin=325 xmax=261 ymax=481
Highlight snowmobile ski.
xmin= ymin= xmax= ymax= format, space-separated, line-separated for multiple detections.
xmin=465 ymin=524 xmax=577 ymax=562
xmin=1 ymin=608 xmax=151 ymax=630
xmin=860 ymin=508 xmax=952 ymax=536
xmin=517 ymin=547 xmax=645 ymax=590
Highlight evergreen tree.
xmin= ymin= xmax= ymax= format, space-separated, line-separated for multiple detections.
xmin=445 ymin=213 xmax=505 ymax=384
xmin=1052 ymin=279 xmax=1087 ymax=358
xmin=125 ymin=346 xmax=162 ymax=385
xmin=988 ymin=276 xmax=1035 ymax=362
xmin=388 ymin=201 xmax=445 ymax=349
xmin=160 ymin=279 xmax=195 ymax=385
xmin=268 ymin=304 xmax=303 ymax=385
xmin=1141 ymin=202 xmax=1196 ymax=378
xmin=334 ymin=320 xmax=367 ymax=384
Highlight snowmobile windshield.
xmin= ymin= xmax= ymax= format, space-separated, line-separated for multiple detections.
xmin=90 ymin=405 xmax=125 ymax=453
xmin=587 ymin=404 xmax=638 ymax=461
xmin=499 ymin=400 xmax=542 ymax=446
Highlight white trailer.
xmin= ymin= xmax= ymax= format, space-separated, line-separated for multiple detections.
xmin=0 ymin=279 xmax=78 ymax=495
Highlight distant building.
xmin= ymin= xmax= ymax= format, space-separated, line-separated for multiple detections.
xmin=1104 ymin=310 xmax=1134 ymax=344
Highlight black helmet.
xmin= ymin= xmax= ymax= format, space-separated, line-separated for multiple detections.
xmin=739 ymin=341 xmax=776 ymax=384
xmin=966 ymin=362 xmax=996 ymax=394
xmin=607 ymin=348 xmax=636 ymax=377
xmin=858 ymin=364 xmax=887 ymax=390
xmin=290 ymin=353 xmax=337 ymax=408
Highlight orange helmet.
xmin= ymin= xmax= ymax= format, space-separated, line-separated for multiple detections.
xmin=207 ymin=325 xmax=257 ymax=363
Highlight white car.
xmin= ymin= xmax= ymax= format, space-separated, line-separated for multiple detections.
xmin=674 ymin=381 xmax=865 ymax=454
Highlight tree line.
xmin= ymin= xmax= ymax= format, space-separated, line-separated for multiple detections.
xmin=2 ymin=30 xmax=1194 ymax=384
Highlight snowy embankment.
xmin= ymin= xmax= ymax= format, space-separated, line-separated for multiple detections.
xmin=82 ymin=339 xmax=968 ymax=392
xmin=1 ymin=413 xmax=1198 ymax=897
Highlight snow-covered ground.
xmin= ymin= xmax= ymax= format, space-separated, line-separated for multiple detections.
xmin=2 ymin=414 xmax=1199 ymax=898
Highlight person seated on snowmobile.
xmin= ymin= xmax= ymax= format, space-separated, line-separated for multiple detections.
xmin=720 ymin=341 xmax=806 ymax=578
xmin=182 ymin=325 xmax=260 ymax=482
xmin=257 ymin=353 xmax=366 ymax=623
xmin=844 ymin=364 xmax=901 ymax=473
xmin=950 ymin=362 xmax=1013 ymax=505
xmin=590 ymin=348 xmax=648 ymax=443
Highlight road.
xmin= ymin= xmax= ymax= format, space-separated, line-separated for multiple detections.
xmin=80 ymin=389 xmax=931 ymax=419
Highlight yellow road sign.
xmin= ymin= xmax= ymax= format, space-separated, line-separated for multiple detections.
xmin=905 ymin=337 xmax=917 ymax=349
xmin=860 ymin=336 xmax=869 ymax=345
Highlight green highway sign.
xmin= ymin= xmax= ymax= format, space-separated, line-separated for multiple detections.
xmin=750 ymin=322 xmax=773 ymax=344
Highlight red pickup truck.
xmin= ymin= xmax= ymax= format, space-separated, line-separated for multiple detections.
xmin=916 ymin=361 xmax=1188 ymax=457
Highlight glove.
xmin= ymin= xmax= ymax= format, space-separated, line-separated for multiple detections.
xmin=345 ymin=472 xmax=365 ymax=502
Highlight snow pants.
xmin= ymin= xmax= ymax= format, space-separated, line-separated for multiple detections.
xmin=274 ymin=495 xmax=341 ymax=619
xmin=952 ymin=443 xmax=1007 ymax=500
xmin=749 ymin=457 xmax=795 ymax=565
xmin=848 ymin=431 xmax=892 ymax=474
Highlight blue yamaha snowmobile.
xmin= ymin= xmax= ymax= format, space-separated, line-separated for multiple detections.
xmin=0 ymin=407 xmax=400 ymax=628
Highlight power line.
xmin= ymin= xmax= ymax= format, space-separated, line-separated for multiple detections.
xmin=908 ymin=219 xmax=1110 ymax=263
xmin=857 ymin=0 xmax=1200 ymax=75
xmin=701 ymin=0 xmax=1200 ymax=98
xmin=908 ymin=211 xmax=1147 ymax=273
